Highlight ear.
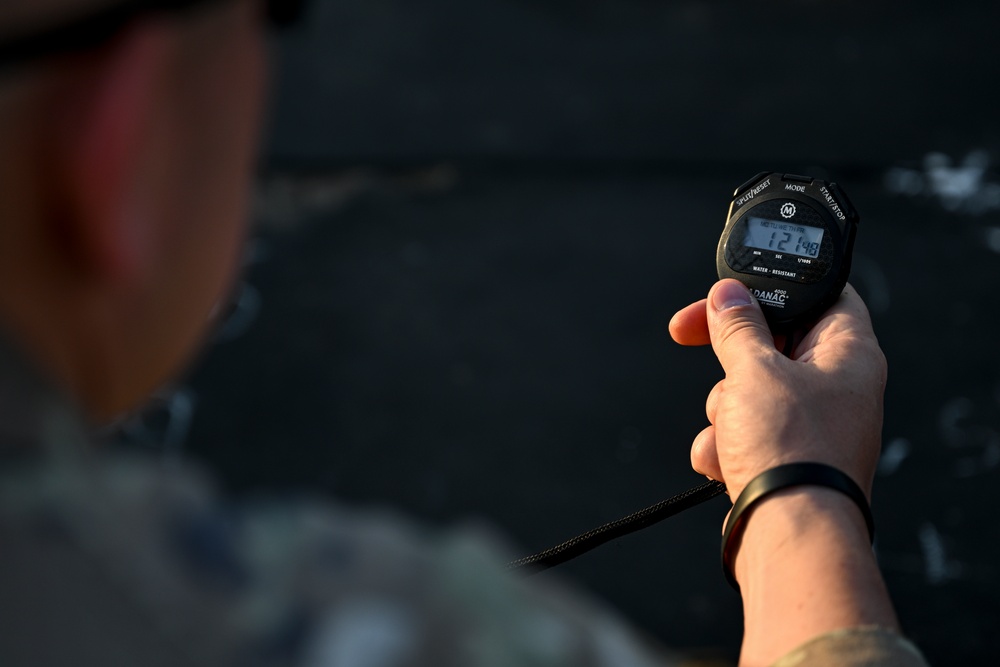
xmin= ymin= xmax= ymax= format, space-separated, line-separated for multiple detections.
xmin=55 ymin=19 xmax=173 ymax=285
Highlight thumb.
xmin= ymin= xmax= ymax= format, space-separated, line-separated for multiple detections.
xmin=707 ymin=279 xmax=776 ymax=371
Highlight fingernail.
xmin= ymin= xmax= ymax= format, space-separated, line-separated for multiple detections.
xmin=712 ymin=281 xmax=754 ymax=312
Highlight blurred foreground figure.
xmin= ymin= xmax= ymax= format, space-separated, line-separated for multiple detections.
xmin=0 ymin=1 xmax=929 ymax=665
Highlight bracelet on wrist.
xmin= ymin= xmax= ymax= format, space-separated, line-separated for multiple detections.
xmin=720 ymin=462 xmax=875 ymax=591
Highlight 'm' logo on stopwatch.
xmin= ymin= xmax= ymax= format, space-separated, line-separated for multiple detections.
xmin=780 ymin=203 xmax=796 ymax=219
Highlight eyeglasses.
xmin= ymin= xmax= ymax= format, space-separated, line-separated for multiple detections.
xmin=0 ymin=0 xmax=306 ymax=71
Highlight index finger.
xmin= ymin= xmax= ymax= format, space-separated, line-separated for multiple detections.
xmin=669 ymin=298 xmax=710 ymax=346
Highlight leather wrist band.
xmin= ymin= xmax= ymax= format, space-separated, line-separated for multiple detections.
xmin=720 ymin=462 xmax=875 ymax=591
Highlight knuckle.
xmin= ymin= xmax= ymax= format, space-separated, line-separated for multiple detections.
xmin=875 ymin=346 xmax=888 ymax=386
xmin=858 ymin=337 xmax=888 ymax=387
xmin=714 ymin=313 xmax=767 ymax=358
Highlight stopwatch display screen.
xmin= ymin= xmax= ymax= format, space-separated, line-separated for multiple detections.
xmin=717 ymin=172 xmax=860 ymax=329
xmin=722 ymin=198 xmax=835 ymax=285
xmin=743 ymin=217 xmax=825 ymax=259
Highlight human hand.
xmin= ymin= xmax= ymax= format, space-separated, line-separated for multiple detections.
xmin=668 ymin=279 xmax=886 ymax=502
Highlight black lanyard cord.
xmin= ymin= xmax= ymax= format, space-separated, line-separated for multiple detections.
xmin=506 ymin=479 xmax=728 ymax=573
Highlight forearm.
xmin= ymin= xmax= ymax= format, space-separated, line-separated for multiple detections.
xmin=733 ymin=487 xmax=900 ymax=667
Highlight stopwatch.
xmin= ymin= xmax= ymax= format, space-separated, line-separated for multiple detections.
xmin=716 ymin=172 xmax=859 ymax=330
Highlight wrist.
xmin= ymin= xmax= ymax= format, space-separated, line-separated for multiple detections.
xmin=732 ymin=486 xmax=875 ymax=587
xmin=733 ymin=487 xmax=899 ymax=666
xmin=721 ymin=463 xmax=874 ymax=590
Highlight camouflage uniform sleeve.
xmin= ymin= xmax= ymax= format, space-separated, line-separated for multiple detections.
xmin=770 ymin=627 xmax=930 ymax=667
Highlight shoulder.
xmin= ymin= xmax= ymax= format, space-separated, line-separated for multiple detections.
xmin=0 ymin=453 xmax=682 ymax=667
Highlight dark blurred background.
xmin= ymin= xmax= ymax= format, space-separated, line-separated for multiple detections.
xmin=119 ymin=1 xmax=1000 ymax=664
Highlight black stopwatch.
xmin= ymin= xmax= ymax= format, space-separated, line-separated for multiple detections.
xmin=716 ymin=172 xmax=859 ymax=330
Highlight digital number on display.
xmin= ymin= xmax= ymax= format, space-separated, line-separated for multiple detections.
xmin=744 ymin=217 xmax=824 ymax=259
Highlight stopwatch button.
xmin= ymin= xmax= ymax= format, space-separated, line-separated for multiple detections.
xmin=828 ymin=183 xmax=859 ymax=221
xmin=781 ymin=173 xmax=813 ymax=184
xmin=733 ymin=171 xmax=772 ymax=198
